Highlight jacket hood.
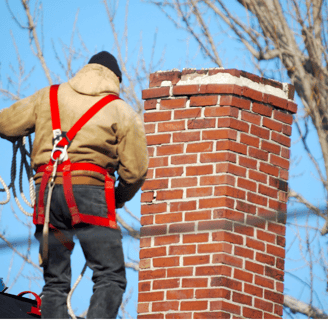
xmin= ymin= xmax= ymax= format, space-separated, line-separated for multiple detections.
xmin=68 ymin=64 xmax=120 ymax=96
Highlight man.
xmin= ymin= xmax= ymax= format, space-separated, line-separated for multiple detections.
xmin=0 ymin=51 xmax=148 ymax=318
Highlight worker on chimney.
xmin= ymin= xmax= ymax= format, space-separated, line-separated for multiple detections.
xmin=0 ymin=51 xmax=148 ymax=318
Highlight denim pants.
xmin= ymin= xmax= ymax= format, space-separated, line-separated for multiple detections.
xmin=34 ymin=184 xmax=126 ymax=319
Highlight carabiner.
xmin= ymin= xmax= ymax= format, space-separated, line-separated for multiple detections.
xmin=51 ymin=144 xmax=68 ymax=162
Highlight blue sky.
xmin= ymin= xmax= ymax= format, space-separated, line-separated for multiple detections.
xmin=0 ymin=0 xmax=327 ymax=318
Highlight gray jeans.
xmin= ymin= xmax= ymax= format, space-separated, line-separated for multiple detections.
xmin=35 ymin=184 xmax=126 ymax=319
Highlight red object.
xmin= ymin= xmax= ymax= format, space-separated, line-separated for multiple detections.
xmin=17 ymin=291 xmax=41 ymax=316
xmin=33 ymin=85 xmax=120 ymax=229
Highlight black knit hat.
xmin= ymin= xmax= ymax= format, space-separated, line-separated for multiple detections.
xmin=88 ymin=51 xmax=122 ymax=82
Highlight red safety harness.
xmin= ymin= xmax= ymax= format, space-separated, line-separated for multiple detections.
xmin=33 ymin=84 xmax=121 ymax=229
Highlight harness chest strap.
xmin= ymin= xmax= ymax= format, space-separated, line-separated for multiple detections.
xmin=34 ymin=85 xmax=120 ymax=229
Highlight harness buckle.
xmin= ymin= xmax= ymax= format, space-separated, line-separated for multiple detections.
xmin=51 ymin=142 xmax=68 ymax=162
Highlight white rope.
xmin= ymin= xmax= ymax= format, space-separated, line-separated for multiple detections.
xmin=0 ymin=175 xmax=10 ymax=205
xmin=67 ymin=262 xmax=88 ymax=319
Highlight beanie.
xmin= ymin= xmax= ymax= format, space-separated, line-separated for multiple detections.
xmin=88 ymin=51 xmax=122 ymax=83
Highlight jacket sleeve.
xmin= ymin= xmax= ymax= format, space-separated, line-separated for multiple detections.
xmin=115 ymin=110 xmax=148 ymax=207
xmin=0 ymin=92 xmax=39 ymax=142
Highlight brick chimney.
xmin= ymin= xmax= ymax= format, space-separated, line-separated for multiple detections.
xmin=138 ymin=68 xmax=297 ymax=319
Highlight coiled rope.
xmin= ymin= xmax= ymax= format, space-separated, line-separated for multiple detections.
xmin=0 ymin=135 xmax=86 ymax=319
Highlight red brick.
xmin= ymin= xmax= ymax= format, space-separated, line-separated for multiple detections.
xmin=220 ymin=95 xmax=251 ymax=110
xmin=264 ymin=94 xmax=288 ymax=110
xmin=240 ymin=133 xmax=260 ymax=148
xmin=247 ymin=215 xmax=266 ymax=229
xmin=237 ymin=178 xmax=257 ymax=192
xmin=167 ymin=289 xmax=194 ymax=300
xmin=247 ymin=192 xmax=268 ymax=206
xmin=186 ymin=165 xmax=213 ymax=176
xmin=216 ymin=163 xmax=246 ymax=177
xmin=234 ymin=224 xmax=254 ymax=237
xmin=263 ymin=118 xmax=283 ymax=132
xmin=214 ymin=186 xmax=246 ymax=199
xmin=141 ymin=192 xmax=154 ymax=202
xmin=212 ymin=254 xmax=243 ymax=268
xmin=199 ymin=197 xmax=234 ymax=209
xmin=140 ymin=238 xmax=151 ymax=248
xmin=138 ymin=313 xmax=164 ymax=319
xmin=257 ymin=230 xmax=275 ymax=244
xmin=157 ymin=190 xmax=183 ymax=201
xmin=216 ymin=140 xmax=247 ymax=154
xmin=245 ymin=260 xmax=264 ymax=274
xmin=142 ymin=179 xmax=168 ymax=191
xmin=276 ymin=235 xmax=285 ymax=247
xmin=144 ymin=111 xmax=171 ymax=123
xmin=239 ymin=156 xmax=257 ymax=169
xmin=149 ymin=157 xmax=169 ymax=168
xmin=140 ymin=247 xmax=166 ymax=259
xmin=153 ymin=279 xmax=180 ymax=290
xmin=171 ymin=154 xmax=197 ymax=165
xmin=141 ymin=203 xmax=167 ymax=215
xmin=187 ymin=142 xmax=214 ymax=153
xmin=170 ymin=201 xmax=197 ymax=212
xmin=199 ymin=83 xmax=242 ymax=95
xmin=217 ymin=118 xmax=249 ymax=132
xmin=261 ymin=141 xmax=281 ymax=155
xmin=156 ymin=167 xmax=184 ymax=178
xmin=273 ymin=110 xmax=293 ymax=124
xmin=137 ymin=302 xmax=149 ymax=314
xmin=236 ymin=200 xmax=256 ymax=214
xmin=173 ymin=131 xmax=200 ymax=142
xmin=173 ymin=85 xmax=200 ymax=95
xmin=144 ymin=123 xmax=155 ymax=134
xmin=250 ymin=124 xmax=270 ymax=139
xmin=184 ymin=255 xmax=210 ymax=265
xmin=244 ymin=283 xmax=263 ymax=298
xmin=169 ymin=223 xmax=195 ymax=234
xmin=169 ymin=245 xmax=196 ymax=255
xmin=276 ymin=281 xmax=284 ymax=293
xmin=243 ymin=307 xmax=263 ymax=319
xmin=249 ymin=170 xmax=267 ymax=183
xmin=272 ymin=131 xmax=291 ymax=147
xmin=158 ymin=120 xmax=185 ymax=132
xmin=196 ymin=265 xmax=231 ymax=276
xmin=185 ymin=210 xmax=212 ymax=221
xmin=210 ymin=301 xmax=241 ymax=315
xmin=247 ymin=238 xmax=265 ymax=251
xmin=242 ymin=87 xmax=263 ymax=101
xmin=265 ymin=265 xmax=284 ymax=281
xmin=252 ymin=103 xmax=272 ymax=117
xmin=287 ymin=101 xmax=297 ymax=113
xmin=211 ymin=277 xmax=242 ymax=291
xmin=139 ymin=269 xmax=166 ymax=281
xmin=268 ymin=222 xmax=285 ymax=236
xmin=234 ymin=269 xmax=253 ymax=283
xmin=281 ymin=147 xmax=290 ymax=159
xmin=152 ymin=301 xmax=179 ymax=312
xmin=280 ymin=168 xmax=289 ymax=180
xmin=149 ymin=71 xmax=181 ymax=87
xmin=147 ymin=148 xmax=154 ymax=158
xmin=139 ymin=281 xmax=151 ymax=293
xmin=140 ymin=225 xmax=167 ymax=237
xmin=204 ymin=106 xmax=239 ymax=118
xmin=141 ymin=215 xmax=153 ymax=225
xmin=160 ymin=98 xmax=188 ymax=110
xmin=144 ymin=99 xmax=157 ymax=110
xmin=196 ymin=288 xmax=230 ymax=299
xmin=187 ymin=187 xmax=213 ymax=198
xmin=212 ymin=231 xmax=243 ymax=245
xmin=200 ymin=152 xmax=236 ymax=163
xmin=157 ymin=144 xmax=184 ymax=156
xmin=181 ymin=301 xmax=208 ymax=311
xmin=202 ymin=129 xmax=237 ymax=140
xmin=233 ymin=292 xmax=252 ymax=306
xmin=241 ymin=110 xmax=261 ymax=125
xmin=269 ymin=199 xmax=287 ymax=212
xmin=167 ymin=267 xmax=193 ymax=278
xmin=154 ymin=235 xmax=180 ymax=246
xmin=182 ymin=278 xmax=208 ymax=288
xmin=248 ymin=147 xmax=269 ymax=161
xmin=200 ymin=175 xmax=235 ymax=186
xmin=139 ymin=291 xmax=164 ymax=302
xmin=264 ymin=290 xmax=284 ymax=304
xmin=270 ymin=154 xmax=289 ymax=169
xmin=174 ymin=108 xmax=202 ymax=119
xmin=256 ymin=252 xmax=275 ymax=266
xmin=142 ymin=87 xmax=170 ymax=99
xmin=259 ymin=162 xmax=279 ymax=177
xmin=259 ymin=184 xmax=278 ymax=198
xmin=190 ymin=95 xmax=218 ymax=106
xmin=188 ymin=118 xmax=216 ymax=129
xmin=198 ymin=242 xmax=232 ymax=254
xmin=155 ymin=212 xmax=182 ymax=224
xmin=183 ymin=233 xmax=209 ymax=243
xmin=171 ymin=177 xmax=197 ymax=188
